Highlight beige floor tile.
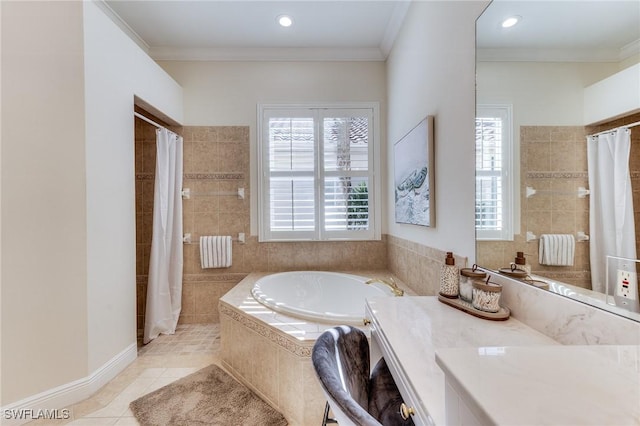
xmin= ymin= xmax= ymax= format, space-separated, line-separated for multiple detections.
xmin=52 ymin=324 xmax=220 ymax=425
xmin=113 ymin=417 xmax=139 ymax=426
xmin=67 ymin=418 xmax=119 ymax=425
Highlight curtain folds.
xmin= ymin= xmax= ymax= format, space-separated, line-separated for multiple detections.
xmin=144 ymin=128 xmax=183 ymax=344
xmin=587 ymin=128 xmax=636 ymax=294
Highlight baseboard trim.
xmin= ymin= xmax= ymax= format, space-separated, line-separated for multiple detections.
xmin=1 ymin=342 xmax=137 ymax=425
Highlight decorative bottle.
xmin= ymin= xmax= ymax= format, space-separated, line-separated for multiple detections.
xmin=513 ymin=251 xmax=531 ymax=275
xmin=439 ymin=252 xmax=459 ymax=298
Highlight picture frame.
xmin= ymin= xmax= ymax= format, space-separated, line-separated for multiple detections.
xmin=393 ymin=115 xmax=435 ymax=227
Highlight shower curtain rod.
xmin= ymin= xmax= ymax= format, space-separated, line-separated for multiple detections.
xmin=588 ymin=120 xmax=640 ymax=138
xmin=134 ymin=111 xmax=166 ymax=130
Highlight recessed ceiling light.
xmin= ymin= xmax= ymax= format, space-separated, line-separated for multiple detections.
xmin=501 ymin=15 xmax=521 ymax=28
xmin=277 ymin=15 xmax=293 ymax=28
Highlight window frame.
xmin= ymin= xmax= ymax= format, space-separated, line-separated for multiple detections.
xmin=257 ymin=103 xmax=381 ymax=242
xmin=475 ymin=104 xmax=514 ymax=241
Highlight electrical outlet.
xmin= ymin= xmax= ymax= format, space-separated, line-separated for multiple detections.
xmin=616 ymin=269 xmax=638 ymax=301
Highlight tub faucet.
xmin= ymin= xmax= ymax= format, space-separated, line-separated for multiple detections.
xmin=365 ymin=277 xmax=404 ymax=296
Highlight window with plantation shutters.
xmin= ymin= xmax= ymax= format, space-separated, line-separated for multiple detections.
xmin=258 ymin=104 xmax=380 ymax=241
xmin=475 ymin=105 xmax=513 ymax=240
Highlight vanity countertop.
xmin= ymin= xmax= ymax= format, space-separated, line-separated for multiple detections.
xmin=435 ymin=344 xmax=640 ymax=425
xmin=366 ymin=296 xmax=640 ymax=425
xmin=366 ymin=296 xmax=559 ymax=425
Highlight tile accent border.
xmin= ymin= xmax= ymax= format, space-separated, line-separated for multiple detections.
xmin=136 ymin=172 xmax=245 ymax=181
xmin=138 ymin=274 xmax=247 ymax=284
xmin=184 ymin=173 xmax=244 ymax=180
xmin=527 ymin=172 xmax=640 ymax=180
xmin=219 ymin=303 xmax=312 ymax=357
xmin=183 ymin=273 xmax=248 ymax=282
xmin=136 ymin=173 xmax=154 ymax=181
xmin=526 ymin=172 xmax=588 ymax=179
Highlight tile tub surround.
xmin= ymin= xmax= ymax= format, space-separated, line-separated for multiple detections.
xmin=387 ymin=235 xmax=468 ymax=296
xmin=219 ymin=271 xmax=412 ymax=426
xmin=488 ymin=270 xmax=640 ymax=345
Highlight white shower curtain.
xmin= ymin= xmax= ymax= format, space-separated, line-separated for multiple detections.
xmin=587 ymin=128 xmax=636 ymax=294
xmin=144 ymin=128 xmax=183 ymax=344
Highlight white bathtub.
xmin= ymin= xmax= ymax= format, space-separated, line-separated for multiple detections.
xmin=251 ymin=271 xmax=395 ymax=324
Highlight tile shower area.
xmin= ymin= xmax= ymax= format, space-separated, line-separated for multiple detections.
xmin=478 ymin=112 xmax=640 ymax=289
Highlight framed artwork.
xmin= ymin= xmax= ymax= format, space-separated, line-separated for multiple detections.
xmin=394 ymin=115 xmax=435 ymax=227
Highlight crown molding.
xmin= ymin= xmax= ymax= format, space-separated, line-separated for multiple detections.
xmin=93 ymin=0 xmax=390 ymax=62
xmin=478 ymin=37 xmax=640 ymax=63
xmin=149 ymin=46 xmax=386 ymax=62
xmin=620 ymin=38 xmax=640 ymax=61
xmin=93 ymin=0 xmax=150 ymax=54
xmin=380 ymin=0 xmax=411 ymax=58
xmin=477 ymin=47 xmax=623 ymax=63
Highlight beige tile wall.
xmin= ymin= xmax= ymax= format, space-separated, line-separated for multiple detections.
xmin=479 ymin=115 xmax=640 ymax=290
xmin=387 ymin=235 xmax=468 ymax=295
xmin=478 ymin=125 xmax=591 ymax=288
xmin=134 ymin=116 xmax=156 ymax=332
xmin=137 ymin=124 xmax=389 ymax=330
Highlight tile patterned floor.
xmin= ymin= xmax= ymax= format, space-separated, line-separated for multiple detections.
xmin=29 ymin=324 xmax=220 ymax=425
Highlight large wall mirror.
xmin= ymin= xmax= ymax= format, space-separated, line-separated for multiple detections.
xmin=475 ymin=0 xmax=640 ymax=321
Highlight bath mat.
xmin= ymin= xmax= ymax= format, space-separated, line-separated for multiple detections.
xmin=129 ymin=364 xmax=288 ymax=426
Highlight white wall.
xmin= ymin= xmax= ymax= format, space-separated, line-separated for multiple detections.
xmin=1 ymin=1 xmax=88 ymax=404
xmin=477 ymin=61 xmax=618 ymax=127
xmin=386 ymin=1 xmax=488 ymax=262
xmin=584 ymin=63 xmax=640 ymax=125
xmin=83 ymin=0 xmax=182 ymax=373
xmin=158 ymin=60 xmax=386 ymax=234
xmin=1 ymin=0 xmax=183 ymax=408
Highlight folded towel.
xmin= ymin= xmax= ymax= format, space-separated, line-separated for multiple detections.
xmin=538 ymin=234 xmax=575 ymax=266
xmin=200 ymin=236 xmax=232 ymax=268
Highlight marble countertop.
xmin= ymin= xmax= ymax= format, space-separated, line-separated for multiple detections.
xmin=366 ymin=296 xmax=559 ymax=425
xmin=435 ymin=344 xmax=640 ymax=425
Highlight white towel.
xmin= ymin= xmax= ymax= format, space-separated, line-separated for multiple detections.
xmin=200 ymin=236 xmax=232 ymax=268
xmin=538 ymin=234 xmax=575 ymax=266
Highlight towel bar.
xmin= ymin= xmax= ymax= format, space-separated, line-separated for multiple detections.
xmin=181 ymin=187 xmax=244 ymax=200
xmin=526 ymin=231 xmax=589 ymax=242
xmin=182 ymin=232 xmax=245 ymax=244
xmin=525 ymin=186 xmax=590 ymax=198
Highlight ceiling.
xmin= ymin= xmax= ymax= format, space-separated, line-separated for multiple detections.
xmin=102 ymin=0 xmax=410 ymax=61
xmin=103 ymin=0 xmax=640 ymax=62
xmin=477 ymin=0 xmax=640 ymax=62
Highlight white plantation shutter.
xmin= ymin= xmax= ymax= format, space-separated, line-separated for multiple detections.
xmin=267 ymin=116 xmax=315 ymax=235
xmin=475 ymin=105 xmax=513 ymax=240
xmin=259 ymin=105 xmax=379 ymax=241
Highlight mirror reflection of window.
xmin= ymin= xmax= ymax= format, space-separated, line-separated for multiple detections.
xmin=475 ymin=105 xmax=513 ymax=241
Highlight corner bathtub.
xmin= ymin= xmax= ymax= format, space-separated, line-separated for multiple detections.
xmin=251 ymin=271 xmax=395 ymax=324
xmin=220 ymin=272 xmax=404 ymax=425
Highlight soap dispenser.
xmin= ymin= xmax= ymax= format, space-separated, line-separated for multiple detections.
xmin=439 ymin=252 xmax=459 ymax=298
xmin=513 ymin=251 xmax=531 ymax=275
